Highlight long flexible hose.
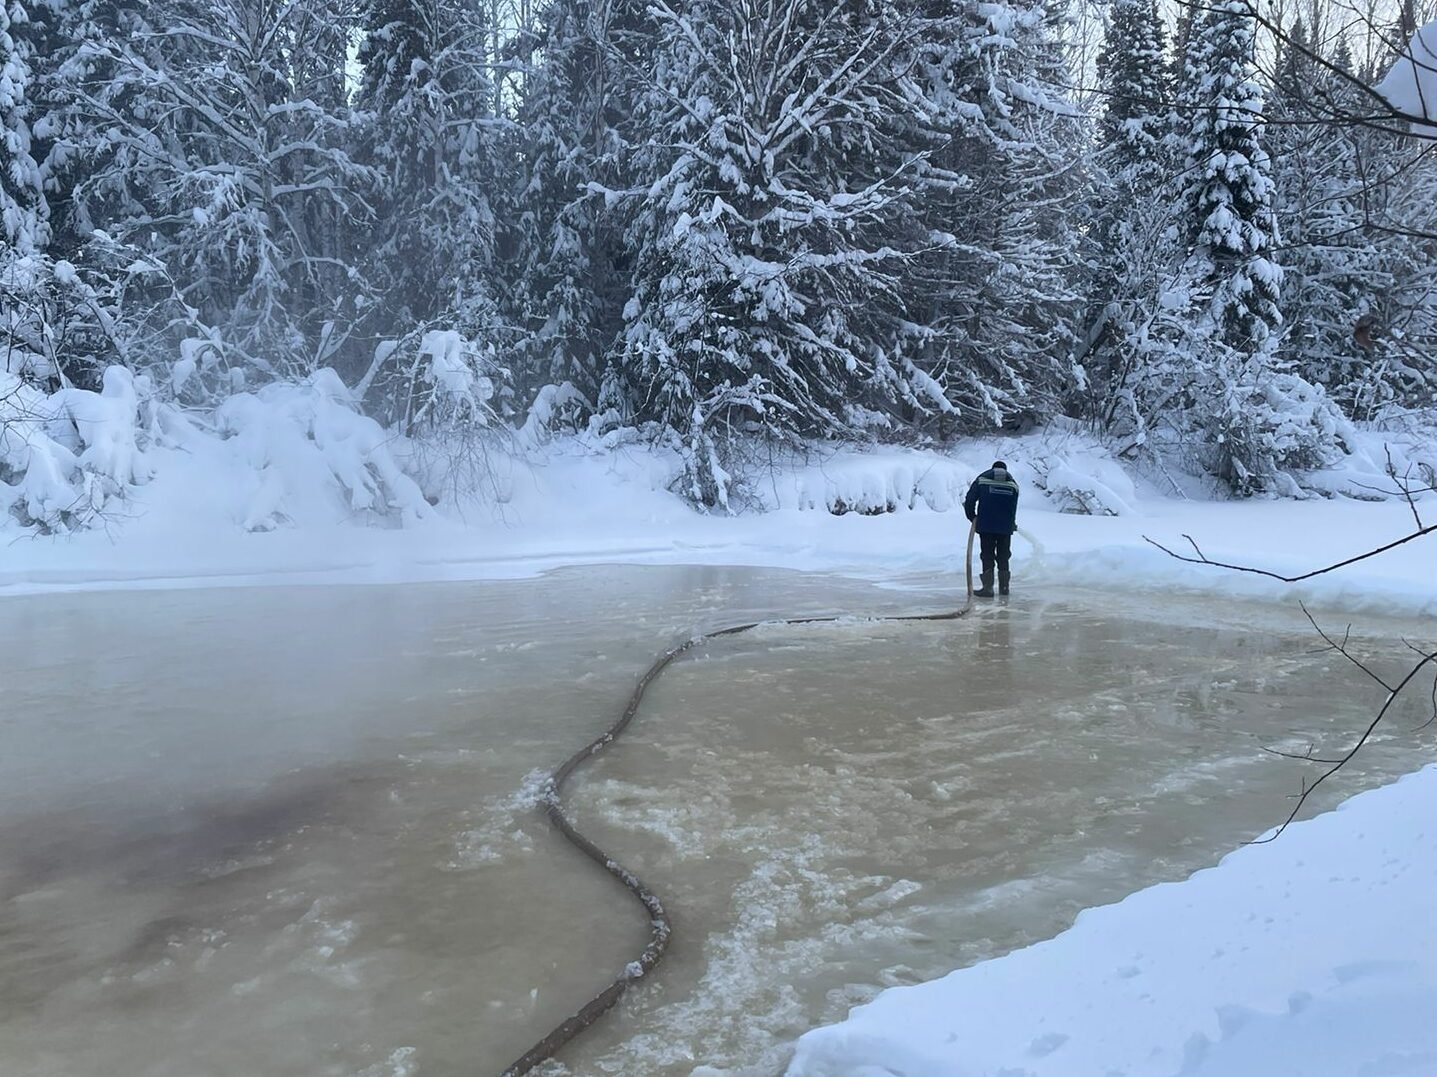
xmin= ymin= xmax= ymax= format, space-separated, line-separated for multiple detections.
xmin=500 ymin=520 xmax=979 ymax=1075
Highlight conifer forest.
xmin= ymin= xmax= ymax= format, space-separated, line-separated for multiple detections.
xmin=3 ymin=0 xmax=1436 ymax=519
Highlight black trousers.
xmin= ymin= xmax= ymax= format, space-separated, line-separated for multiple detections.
xmin=979 ymin=532 xmax=1012 ymax=574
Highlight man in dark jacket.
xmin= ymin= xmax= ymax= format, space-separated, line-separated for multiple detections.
xmin=963 ymin=460 xmax=1019 ymax=597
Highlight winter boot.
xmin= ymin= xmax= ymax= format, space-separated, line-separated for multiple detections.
xmin=998 ymin=571 xmax=1010 ymax=596
xmin=973 ymin=570 xmax=995 ymax=598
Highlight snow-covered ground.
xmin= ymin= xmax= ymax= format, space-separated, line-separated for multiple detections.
xmin=2 ymin=427 xmax=1435 ymax=1077
xmin=2 ymin=424 xmax=1434 ymax=616
xmin=785 ymin=761 xmax=1437 ymax=1077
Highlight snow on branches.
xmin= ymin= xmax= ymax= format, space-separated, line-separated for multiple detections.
xmin=0 ymin=366 xmax=150 ymax=531
xmin=1376 ymin=20 xmax=1437 ymax=128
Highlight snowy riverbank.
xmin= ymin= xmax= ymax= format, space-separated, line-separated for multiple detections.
xmin=2 ymin=430 xmax=1435 ymax=616
xmin=3 ymin=432 xmax=1435 ymax=1077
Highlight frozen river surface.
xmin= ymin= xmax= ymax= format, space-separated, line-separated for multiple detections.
xmin=0 ymin=566 xmax=1430 ymax=1076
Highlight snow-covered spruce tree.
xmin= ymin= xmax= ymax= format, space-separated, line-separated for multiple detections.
xmin=6 ymin=0 xmax=151 ymax=392
xmin=1096 ymin=0 xmax=1168 ymax=173
xmin=1080 ymin=0 xmax=1178 ymax=442
xmin=354 ymin=0 xmax=514 ymax=431
xmin=1178 ymin=0 xmax=1342 ymax=493
xmin=2 ymin=1 xmax=153 ymax=531
xmin=60 ymin=0 xmax=375 ymax=396
xmin=617 ymin=0 xmax=950 ymax=509
xmin=506 ymin=0 xmax=648 ymax=408
xmin=45 ymin=0 xmax=185 ymax=382
xmin=26 ymin=0 xmax=117 ymax=262
xmin=1 ymin=0 xmax=58 ymax=384
xmin=1 ymin=0 xmax=46 ymax=254
xmin=899 ymin=0 xmax=1087 ymax=436
xmin=1183 ymin=0 xmax=1280 ymax=351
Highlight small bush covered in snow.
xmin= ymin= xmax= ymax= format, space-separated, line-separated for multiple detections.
xmin=215 ymin=370 xmax=433 ymax=530
xmin=0 ymin=366 xmax=152 ymax=532
xmin=1210 ymin=371 xmax=1355 ymax=496
xmin=517 ymin=382 xmax=590 ymax=449
xmin=1031 ymin=450 xmax=1139 ymax=516
xmin=367 ymin=330 xmax=508 ymax=436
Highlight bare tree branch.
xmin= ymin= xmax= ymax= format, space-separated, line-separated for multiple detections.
xmin=1261 ymin=744 xmax=1349 ymax=764
xmin=1249 ymin=615 xmax=1437 ymax=844
xmin=1302 ymin=603 xmax=1395 ymax=692
xmin=1386 ymin=445 xmax=1428 ymax=529
xmin=1148 ymin=501 xmax=1437 ymax=843
xmin=1144 ymin=524 xmax=1437 ymax=582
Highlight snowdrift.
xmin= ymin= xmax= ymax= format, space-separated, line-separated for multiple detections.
xmin=3 ymin=366 xmax=1434 ymax=551
xmin=2 ymin=367 xmax=431 ymax=534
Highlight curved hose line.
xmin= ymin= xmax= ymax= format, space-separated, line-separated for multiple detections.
xmin=966 ymin=515 xmax=976 ymax=596
xmin=500 ymin=537 xmax=979 ymax=1076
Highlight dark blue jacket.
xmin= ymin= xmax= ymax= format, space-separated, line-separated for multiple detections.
xmin=964 ymin=467 xmax=1019 ymax=534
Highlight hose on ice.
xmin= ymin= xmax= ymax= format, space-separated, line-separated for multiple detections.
xmin=500 ymin=520 xmax=979 ymax=1075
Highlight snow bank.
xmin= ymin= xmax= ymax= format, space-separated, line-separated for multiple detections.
xmin=2 ymin=364 xmax=433 ymax=536
xmin=4 ymin=359 xmax=1424 ymax=553
xmin=0 ymin=402 xmax=1433 ymax=622
xmin=758 ymin=435 xmax=1139 ymax=518
xmin=776 ymin=449 xmax=975 ymax=514
xmin=786 ymin=762 xmax=1437 ymax=1077
xmin=1303 ymin=421 xmax=1437 ymax=500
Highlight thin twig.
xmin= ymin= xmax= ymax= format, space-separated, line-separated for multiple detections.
xmin=1148 ymin=527 xmax=1437 ymax=842
xmin=1143 ymin=526 xmax=1437 ymax=582
xmin=1347 ymin=479 xmax=1437 ymax=500
xmin=1301 ymin=603 xmax=1392 ymax=693
xmin=1261 ymin=745 xmax=1347 ymax=764
xmin=1386 ymin=445 xmax=1426 ymax=530
xmin=1249 ymin=643 xmax=1437 ymax=844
